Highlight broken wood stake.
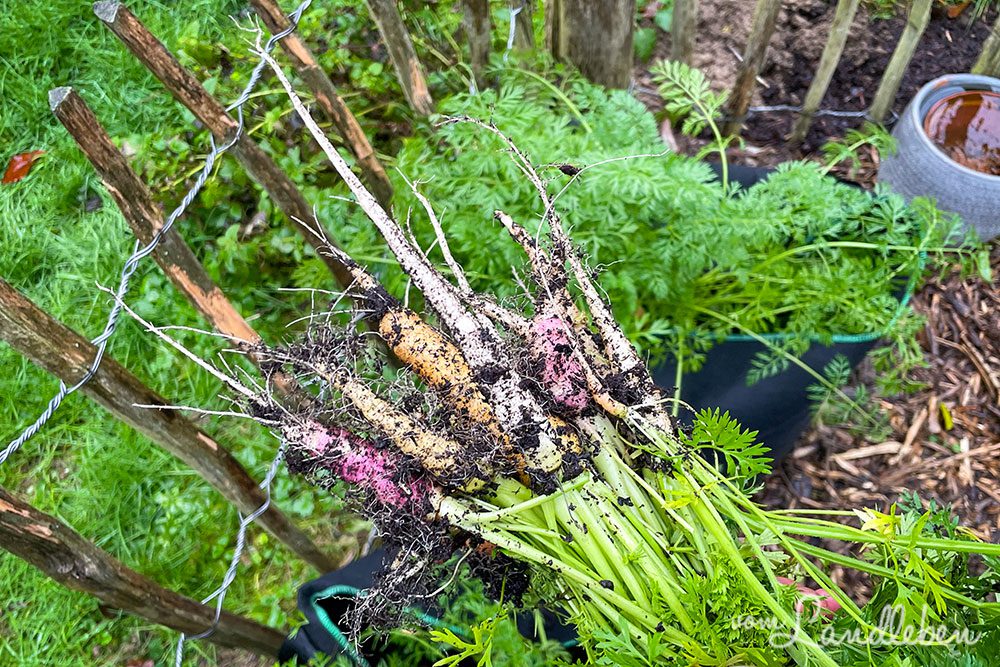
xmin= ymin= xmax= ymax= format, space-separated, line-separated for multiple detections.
xmin=546 ymin=0 xmax=636 ymax=88
xmin=248 ymin=0 xmax=394 ymax=209
xmin=0 ymin=278 xmax=337 ymax=573
xmin=724 ymin=0 xmax=782 ymax=137
xmin=0 ymin=485 xmax=285 ymax=655
xmin=365 ymin=0 xmax=435 ymax=115
xmin=94 ymin=1 xmax=357 ymax=292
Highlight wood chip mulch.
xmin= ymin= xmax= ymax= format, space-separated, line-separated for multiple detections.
xmin=758 ymin=242 xmax=1000 ymax=593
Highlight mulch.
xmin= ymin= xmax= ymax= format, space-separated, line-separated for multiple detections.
xmin=757 ymin=243 xmax=1000 ymax=593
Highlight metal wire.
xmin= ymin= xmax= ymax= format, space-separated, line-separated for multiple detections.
xmin=174 ymin=439 xmax=287 ymax=667
xmin=745 ymin=104 xmax=899 ymax=123
xmin=0 ymin=0 xmax=312 ymax=467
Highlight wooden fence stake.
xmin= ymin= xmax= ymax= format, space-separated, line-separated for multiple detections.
xmin=50 ymin=86 xmax=310 ymax=402
xmin=869 ymin=0 xmax=933 ymax=122
xmin=0 ymin=279 xmax=337 ymax=573
xmin=462 ymin=0 xmax=492 ymax=90
xmin=50 ymin=87 xmax=260 ymax=345
xmin=93 ymin=1 xmax=356 ymax=292
xmin=671 ymin=0 xmax=698 ymax=65
xmin=510 ymin=0 xmax=535 ymax=49
xmin=0 ymin=485 xmax=285 ymax=655
xmin=248 ymin=0 xmax=394 ymax=209
xmin=365 ymin=0 xmax=435 ymax=115
xmin=724 ymin=0 xmax=782 ymax=137
xmin=546 ymin=0 xmax=636 ymax=88
xmin=973 ymin=12 xmax=1000 ymax=77
xmin=789 ymin=0 xmax=860 ymax=144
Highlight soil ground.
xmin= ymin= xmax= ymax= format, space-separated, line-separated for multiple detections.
xmin=636 ymin=0 xmax=996 ymax=163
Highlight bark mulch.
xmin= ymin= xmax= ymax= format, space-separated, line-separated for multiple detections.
xmin=757 ymin=243 xmax=1000 ymax=593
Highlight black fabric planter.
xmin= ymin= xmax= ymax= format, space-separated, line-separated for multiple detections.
xmin=649 ymin=338 xmax=877 ymax=463
xmin=650 ymin=163 xmax=879 ymax=461
xmin=278 ymin=548 xmax=581 ymax=665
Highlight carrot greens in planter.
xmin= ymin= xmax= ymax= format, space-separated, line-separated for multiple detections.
xmin=142 ymin=44 xmax=1000 ymax=666
xmin=341 ymin=64 xmax=988 ymax=402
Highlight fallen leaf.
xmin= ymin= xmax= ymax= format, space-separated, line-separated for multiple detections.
xmin=2 ymin=151 xmax=45 ymax=184
xmin=947 ymin=1 xmax=970 ymax=18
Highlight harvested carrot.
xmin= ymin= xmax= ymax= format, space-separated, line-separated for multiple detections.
xmin=379 ymin=308 xmax=506 ymax=441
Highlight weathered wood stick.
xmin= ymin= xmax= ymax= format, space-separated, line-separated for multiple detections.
xmin=973 ymin=12 xmax=1000 ymax=77
xmin=789 ymin=0 xmax=860 ymax=144
xmin=248 ymin=0 xmax=394 ymax=209
xmin=671 ymin=0 xmax=699 ymax=65
xmin=462 ymin=0 xmax=491 ymax=89
xmin=364 ymin=0 xmax=434 ymax=115
xmin=724 ymin=0 xmax=782 ymax=137
xmin=93 ymin=1 xmax=356 ymax=292
xmin=0 ymin=279 xmax=337 ymax=573
xmin=50 ymin=86 xmax=309 ymax=400
xmin=547 ymin=0 xmax=635 ymax=88
xmin=869 ymin=0 xmax=932 ymax=122
xmin=50 ymin=87 xmax=259 ymax=345
xmin=0 ymin=485 xmax=285 ymax=655
xmin=510 ymin=0 xmax=535 ymax=49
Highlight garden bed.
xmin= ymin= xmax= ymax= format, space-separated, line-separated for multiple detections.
xmin=636 ymin=0 xmax=997 ymax=161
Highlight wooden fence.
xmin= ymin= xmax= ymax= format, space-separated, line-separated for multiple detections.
xmin=2 ymin=0 xmax=999 ymax=658
xmin=709 ymin=0 xmax=1000 ymax=140
xmin=0 ymin=0 xmax=394 ymax=654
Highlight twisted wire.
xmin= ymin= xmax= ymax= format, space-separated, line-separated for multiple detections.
xmin=0 ymin=0 xmax=312 ymax=467
xmin=174 ymin=439 xmax=287 ymax=666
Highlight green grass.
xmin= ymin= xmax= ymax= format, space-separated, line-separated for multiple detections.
xmin=0 ymin=1 xmax=567 ymax=664
xmin=0 ymin=1 xmax=366 ymax=664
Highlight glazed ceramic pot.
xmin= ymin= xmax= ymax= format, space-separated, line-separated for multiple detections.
xmin=878 ymin=73 xmax=1000 ymax=241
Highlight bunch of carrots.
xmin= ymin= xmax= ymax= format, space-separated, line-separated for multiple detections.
xmin=183 ymin=48 xmax=1000 ymax=665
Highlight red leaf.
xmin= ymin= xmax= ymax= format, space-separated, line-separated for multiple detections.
xmin=2 ymin=150 xmax=45 ymax=184
xmin=947 ymin=1 xmax=970 ymax=18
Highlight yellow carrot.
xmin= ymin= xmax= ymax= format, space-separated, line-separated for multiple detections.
xmin=378 ymin=309 xmax=505 ymax=441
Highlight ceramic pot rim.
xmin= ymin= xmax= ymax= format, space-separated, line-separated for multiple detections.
xmin=906 ymin=73 xmax=1000 ymax=182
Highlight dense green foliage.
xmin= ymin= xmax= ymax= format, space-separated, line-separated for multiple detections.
xmin=2 ymin=0 xmax=990 ymax=663
xmin=363 ymin=65 xmax=984 ymax=388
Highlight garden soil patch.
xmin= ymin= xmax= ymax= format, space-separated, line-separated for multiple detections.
xmin=636 ymin=0 xmax=997 ymax=162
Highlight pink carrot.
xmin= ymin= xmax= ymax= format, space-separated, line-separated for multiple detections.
xmin=532 ymin=315 xmax=590 ymax=414
xmin=289 ymin=420 xmax=430 ymax=509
